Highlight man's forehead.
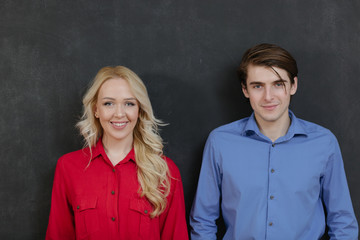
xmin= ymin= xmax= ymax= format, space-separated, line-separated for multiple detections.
xmin=247 ymin=65 xmax=290 ymax=82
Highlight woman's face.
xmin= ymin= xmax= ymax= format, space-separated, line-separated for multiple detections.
xmin=95 ymin=78 xmax=139 ymax=146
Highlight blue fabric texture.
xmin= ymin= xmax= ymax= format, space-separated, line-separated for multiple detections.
xmin=190 ymin=111 xmax=358 ymax=240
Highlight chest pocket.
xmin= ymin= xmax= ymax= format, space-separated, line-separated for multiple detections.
xmin=73 ymin=195 xmax=100 ymax=240
xmin=129 ymin=197 xmax=153 ymax=239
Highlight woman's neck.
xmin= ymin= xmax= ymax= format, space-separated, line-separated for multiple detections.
xmin=102 ymin=135 xmax=133 ymax=166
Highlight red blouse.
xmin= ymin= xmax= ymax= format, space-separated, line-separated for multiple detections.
xmin=46 ymin=139 xmax=189 ymax=240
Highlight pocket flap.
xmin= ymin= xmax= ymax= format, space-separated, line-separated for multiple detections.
xmin=129 ymin=197 xmax=152 ymax=216
xmin=73 ymin=195 xmax=98 ymax=212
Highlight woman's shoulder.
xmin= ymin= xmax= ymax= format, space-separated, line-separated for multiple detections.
xmin=163 ymin=156 xmax=181 ymax=179
xmin=57 ymin=147 xmax=92 ymax=167
xmin=60 ymin=147 xmax=90 ymax=159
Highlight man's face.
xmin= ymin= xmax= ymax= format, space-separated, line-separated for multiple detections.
xmin=242 ymin=64 xmax=297 ymax=127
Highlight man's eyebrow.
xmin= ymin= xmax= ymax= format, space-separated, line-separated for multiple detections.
xmin=248 ymin=79 xmax=288 ymax=85
xmin=274 ymin=79 xmax=288 ymax=83
xmin=248 ymin=81 xmax=264 ymax=85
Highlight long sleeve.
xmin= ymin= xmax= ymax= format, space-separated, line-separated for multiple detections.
xmin=46 ymin=144 xmax=187 ymax=239
xmin=46 ymin=157 xmax=75 ymax=240
xmin=322 ymin=135 xmax=358 ymax=239
xmin=159 ymin=158 xmax=189 ymax=240
xmin=190 ymin=135 xmax=221 ymax=240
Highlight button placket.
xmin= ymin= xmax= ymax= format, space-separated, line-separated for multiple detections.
xmin=108 ymin=166 xmax=118 ymax=226
xmin=267 ymin=142 xmax=277 ymax=235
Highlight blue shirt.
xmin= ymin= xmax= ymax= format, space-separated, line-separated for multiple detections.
xmin=190 ymin=111 xmax=358 ymax=240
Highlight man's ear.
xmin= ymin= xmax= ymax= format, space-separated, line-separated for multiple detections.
xmin=242 ymin=84 xmax=249 ymax=98
xmin=290 ymin=77 xmax=298 ymax=95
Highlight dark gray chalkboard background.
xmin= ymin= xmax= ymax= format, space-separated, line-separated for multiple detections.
xmin=1 ymin=0 xmax=359 ymax=239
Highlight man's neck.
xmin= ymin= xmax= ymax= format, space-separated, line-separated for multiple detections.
xmin=255 ymin=113 xmax=291 ymax=143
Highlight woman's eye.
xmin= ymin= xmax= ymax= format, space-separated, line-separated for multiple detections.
xmin=104 ymin=102 xmax=113 ymax=106
xmin=125 ymin=102 xmax=136 ymax=107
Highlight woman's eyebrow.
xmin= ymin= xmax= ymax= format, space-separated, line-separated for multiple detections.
xmin=101 ymin=97 xmax=137 ymax=100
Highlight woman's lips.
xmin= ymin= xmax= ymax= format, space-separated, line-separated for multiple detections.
xmin=111 ymin=121 xmax=128 ymax=129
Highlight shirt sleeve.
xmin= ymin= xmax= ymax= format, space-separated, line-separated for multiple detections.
xmin=46 ymin=156 xmax=75 ymax=240
xmin=321 ymin=135 xmax=358 ymax=240
xmin=159 ymin=158 xmax=189 ymax=240
xmin=190 ymin=134 xmax=221 ymax=240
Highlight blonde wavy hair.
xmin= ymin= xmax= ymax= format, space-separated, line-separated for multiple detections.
xmin=76 ymin=66 xmax=170 ymax=217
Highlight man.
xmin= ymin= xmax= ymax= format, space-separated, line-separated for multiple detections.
xmin=190 ymin=43 xmax=358 ymax=239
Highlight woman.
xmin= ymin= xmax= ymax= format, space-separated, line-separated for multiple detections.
xmin=46 ymin=66 xmax=188 ymax=240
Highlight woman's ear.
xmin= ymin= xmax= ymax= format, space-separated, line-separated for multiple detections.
xmin=94 ymin=105 xmax=99 ymax=118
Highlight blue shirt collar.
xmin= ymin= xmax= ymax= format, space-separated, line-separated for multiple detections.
xmin=242 ymin=110 xmax=308 ymax=142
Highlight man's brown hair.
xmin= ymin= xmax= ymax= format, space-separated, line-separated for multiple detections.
xmin=237 ymin=43 xmax=298 ymax=88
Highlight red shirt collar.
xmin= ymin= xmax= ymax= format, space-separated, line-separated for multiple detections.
xmin=91 ymin=138 xmax=136 ymax=164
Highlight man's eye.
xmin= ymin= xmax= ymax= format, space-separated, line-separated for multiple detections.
xmin=275 ymin=81 xmax=285 ymax=87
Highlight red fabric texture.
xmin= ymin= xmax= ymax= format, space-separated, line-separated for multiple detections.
xmin=46 ymin=139 xmax=188 ymax=240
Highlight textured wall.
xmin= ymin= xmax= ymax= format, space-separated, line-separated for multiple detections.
xmin=0 ymin=0 xmax=359 ymax=238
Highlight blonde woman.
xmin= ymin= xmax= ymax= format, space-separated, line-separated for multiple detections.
xmin=46 ymin=66 xmax=188 ymax=240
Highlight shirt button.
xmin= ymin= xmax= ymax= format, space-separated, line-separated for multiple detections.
xmin=271 ymin=169 xmax=275 ymax=173
xmin=272 ymin=143 xmax=275 ymax=147
xmin=270 ymin=195 xmax=274 ymax=200
xmin=111 ymin=217 xmax=116 ymax=221
xmin=112 ymin=168 xmax=115 ymax=172
xmin=269 ymin=222 xmax=273 ymax=226
xmin=77 ymin=205 xmax=80 ymax=209
xmin=144 ymin=210 xmax=148 ymax=214
xmin=111 ymin=190 xmax=115 ymax=195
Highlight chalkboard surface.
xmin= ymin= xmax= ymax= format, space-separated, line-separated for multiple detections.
xmin=1 ymin=0 xmax=359 ymax=239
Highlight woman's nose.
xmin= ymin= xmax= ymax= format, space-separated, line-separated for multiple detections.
xmin=115 ymin=105 xmax=125 ymax=117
